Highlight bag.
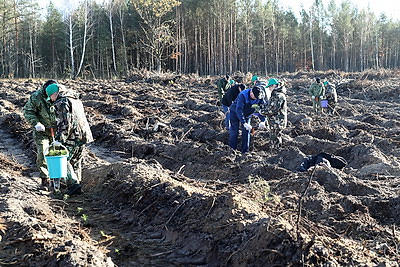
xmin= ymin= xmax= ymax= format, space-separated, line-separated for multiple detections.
xmin=68 ymin=98 xmax=94 ymax=144
xmin=299 ymin=152 xmax=347 ymax=171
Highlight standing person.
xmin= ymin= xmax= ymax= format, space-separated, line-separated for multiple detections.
xmin=221 ymin=83 xmax=246 ymax=130
xmin=263 ymin=78 xmax=287 ymax=149
xmin=308 ymin=77 xmax=325 ymax=114
xmin=23 ymin=80 xmax=93 ymax=193
xmin=323 ymin=81 xmax=338 ymax=114
xmin=217 ymin=75 xmax=233 ymax=130
xmin=250 ymin=75 xmax=259 ymax=86
xmin=229 ymin=86 xmax=267 ymax=153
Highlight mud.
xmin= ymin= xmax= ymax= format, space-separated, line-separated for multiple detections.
xmin=0 ymin=69 xmax=400 ymax=266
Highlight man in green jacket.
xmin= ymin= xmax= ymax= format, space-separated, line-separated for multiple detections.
xmin=308 ymin=77 xmax=325 ymax=113
xmin=23 ymin=80 xmax=59 ymax=188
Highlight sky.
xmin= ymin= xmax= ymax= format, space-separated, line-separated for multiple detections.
xmin=278 ymin=0 xmax=400 ymax=20
xmin=39 ymin=0 xmax=400 ymax=21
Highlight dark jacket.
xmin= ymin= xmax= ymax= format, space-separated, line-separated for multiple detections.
xmin=230 ymin=89 xmax=266 ymax=124
xmin=222 ymin=84 xmax=243 ymax=107
xmin=299 ymin=152 xmax=347 ymax=172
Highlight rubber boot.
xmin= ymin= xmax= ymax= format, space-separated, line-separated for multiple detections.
xmin=40 ymin=177 xmax=50 ymax=191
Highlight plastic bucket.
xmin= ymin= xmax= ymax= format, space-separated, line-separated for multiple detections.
xmin=320 ymin=100 xmax=328 ymax=108
xmin=45 ymin=155 xmax=68 ymax=178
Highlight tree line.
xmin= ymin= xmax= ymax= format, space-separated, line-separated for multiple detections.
xmin=1 ymin=0 xmax=399 ymax=79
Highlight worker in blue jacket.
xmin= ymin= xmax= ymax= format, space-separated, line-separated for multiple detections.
xmin=229 ymin=85 xmax=267 ymax=153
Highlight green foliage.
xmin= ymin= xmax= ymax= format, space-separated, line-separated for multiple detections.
xmin=248 ymin=175 xmax=271 ymax=202
xmin=81 ymin=214 xmax=88 ymax=222
xmin=63 ymin=194 xmax=69 ymax=202
xmin=46 ymin=147 xmax=68 ymax=156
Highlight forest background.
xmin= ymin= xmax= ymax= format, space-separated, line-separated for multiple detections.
xmin=1 ymin=0 xmax=400 ymax=79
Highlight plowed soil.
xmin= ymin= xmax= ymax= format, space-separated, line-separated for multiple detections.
xmin=1 ymin=69 xmax=400 ymax=266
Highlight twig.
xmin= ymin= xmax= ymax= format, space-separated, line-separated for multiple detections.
xmin=164 ymin=198 xmax=191 ymax=229
xmin=296 ymin=167 xmax=317 ymax=240
xmin=206 ymin=197 xmax=216 ymax=217
xmin=177 ymin=165 xmax=185 ymax=175
xmin=150 ymin=249 xmax=174 ymax=257
xmin=257 ymin=248 xmax=284 ymax=257
xmin=179 ymin=127 xmax=193 ymax=142
xmin=137 ymin=201 xmax=156 ymax=217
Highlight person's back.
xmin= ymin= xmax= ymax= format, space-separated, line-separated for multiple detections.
xmin=217 ymin=75 xmax=231 ymax=102
xmin=324 ymin=81 xmax=337 ymax=103
xmin=53 ymin=86 xmax=93 ymax=185
xmin=267 ymin=86 xmax=287 ymax=129
xmin=54 ymin=87 xmax=93 ymax=145
xmin=221 ymin=83 xmax=245 ymax=107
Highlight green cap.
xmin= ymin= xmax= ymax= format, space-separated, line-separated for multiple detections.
xmin=46 ymin=83 xmax=59 ymax=100
xmin=267 ymin=78 xmax=279 ymax=87
xmin=251 ymin=75 xmax=258 ymax=82
xmin=323 ymin=81 xmax=328 ymax=85
xmin=229 ymin=80 xmax=235 ymax=85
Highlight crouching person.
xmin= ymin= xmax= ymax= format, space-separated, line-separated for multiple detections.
xmin=229 ymin=85 xmax=267 ymax=153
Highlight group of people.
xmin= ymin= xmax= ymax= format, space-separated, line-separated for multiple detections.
xmin=218 ymin=75 xmax=338 ymax=153
xmin=23 ymin=80 xmax=93 ymax=194
xmin=217 ymin=75 xmax=288 ymax=153
xmin=308 ymin=77 xmax=338 ymax=114
xmin=24 ymin=75 xmax=337 ymax=193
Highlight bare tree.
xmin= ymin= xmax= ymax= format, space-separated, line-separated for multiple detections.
xmin=131 ymin=0 xmax=181 ymax=72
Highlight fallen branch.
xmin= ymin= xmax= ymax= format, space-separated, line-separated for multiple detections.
xmin=296 ymin=167 xmax=317 ymax=240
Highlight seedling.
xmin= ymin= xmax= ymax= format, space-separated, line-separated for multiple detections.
xmin=77 ymin=207 xmax=83 ymax=214
xmin=248 ymin=175 xmax=271 ymax=202
xmin=81 ymin=214 xmax=88 ymax=222
xmin=46 ymin=147 xmax=68 ymax=156
xmin=100 ymin=230 xmax=106 ymax=237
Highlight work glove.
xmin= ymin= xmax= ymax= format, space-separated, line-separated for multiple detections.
xmin=258 ymin=121 xmax=266 ymax=129
xmin=243 ymin=123 xmax=252 ymax=131
xmin=35 ymin=122 xmax=45 ymax=132
xmin=251 ymin=104 xmax=260 ymax=112
xmin=311 ymin=96 xmax=315 ymax=100
xmin=52 ymin=140 xmax=62 ymax=146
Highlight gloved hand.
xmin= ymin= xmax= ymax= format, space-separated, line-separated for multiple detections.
xmin=258 ymin=121 xmax=266 ymax=129
xmin=243 ymin=123 xmax=252 ymax=131
xmin=35 ymin=122 xmax=45 ymax=132
xmin=311 ymin=96 xmax=315 ymax=100
xmin=52 ymin=140 xmax=62 ymax=146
